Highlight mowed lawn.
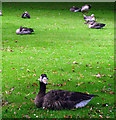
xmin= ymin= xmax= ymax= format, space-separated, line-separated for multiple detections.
xmin=2 ymin=2 xmax=114 ymax=118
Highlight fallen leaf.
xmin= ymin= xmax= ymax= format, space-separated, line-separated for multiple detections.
xmin=33 ymin=74 xmax=36 ymax=76
xmin=102 ymin=103 xmax=108 ymax=107
xmin=99 ymin=115 xmax=103 ymax=118
xmin=32 ymin=83 xmax=38 ymax=86
xmin=80 ymin=74 xmax=84 ymax=77
xmin=89 ymin=67 xmax=93 ymax=69
xmin=64 ymin=115 xmax=72 ymax=118
xmin=12 ymin=105 xmax=14 ymax=107
xmin=14 ymin=112 xmax=16 ymax=115
xmin=73 ymin=61 xmax=78 ymax=64
xmin=109 ymin=91 xmax=115 ymax=94
xmin=32 ymin=92 xmax=36 ymax=94
xmin=25 ymin=115 xmax=30 ymax=118
xmin=31 ymin=109 xmax=35 ymax=113
xmin=11 ymin=68 xmax=15 ymax=70
xmin=92 ymin=73 xmax=101 ymax=78
xmin=30 ymin=98 xmax=34 ymax=103
xmin=24 ymin=97 xmax=28 ymax=99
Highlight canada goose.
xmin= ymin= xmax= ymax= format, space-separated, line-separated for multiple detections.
xmin=0 ymin=10 xmax=2 ymax=16
xmin=70 ymin=6 xmax=81 ymax=12
xmin=83 ymin=14 xmax=95 ymax=23
xmin=21 ymin=11 xmax=30 ymax=18
xmin=16 ymin=26 xmax=34 ymax=34
xmin=81 ymin=4 xmax=91 ymax=15
xmin=34 ymin=74 xmax=99 ymax=110
xmin=88 ymin=22 xmax=106 ymax=29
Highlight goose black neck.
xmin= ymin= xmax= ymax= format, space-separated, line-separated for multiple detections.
xmin=39 ymin=81 xmax=46 ymax=94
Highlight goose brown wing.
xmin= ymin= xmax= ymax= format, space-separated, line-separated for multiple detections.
xmin=43 ymin=90 xmax=98 ymax=110
xmin=45 ymin=90 xmax=97 ymax=101
xmin=26 ymin=13 xmax=30 ymax=18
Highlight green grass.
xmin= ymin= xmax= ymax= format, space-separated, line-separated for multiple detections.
xmin=2 ymin=2 xmax=114 ymax=119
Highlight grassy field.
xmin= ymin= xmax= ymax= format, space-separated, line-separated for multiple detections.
xmin=2 ymin=2 xmax=114 ymax=118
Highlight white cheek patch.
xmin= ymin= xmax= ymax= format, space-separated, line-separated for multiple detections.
xmin=75 ymin=97 xmax=93 ymax=108
xmin=42 ymin=77 xmax=48 ymax=84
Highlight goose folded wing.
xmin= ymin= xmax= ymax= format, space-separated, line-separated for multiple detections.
xmin=26 ymin=13 xmax=30 ymax=18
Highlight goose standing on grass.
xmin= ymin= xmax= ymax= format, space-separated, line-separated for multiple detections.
xmin=88 ymin=22 xmax=106 ymax=29
xmin=70 ymin=6 xmax=81 ymax=12
xmin=0 ymin=10 xmax=2 ymax=16
xmin=16 ymin=26 xmax=34 ymax=34
xmin=21 ymin=11 xmax=30 ymax=18
xmin=83 ymin=14 xmax=95 ymax=23
xmin=81 ymin=4 xmax=91 ymax=15
xmin=34 ymin=74 xmax=99 ymax=110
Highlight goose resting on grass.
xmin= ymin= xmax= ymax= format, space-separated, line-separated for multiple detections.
xmin=34 ymin=74 xmax=99 ymax=110
xmin=81 ymin=4 xmax=91 ymax=15
xmin=88 ymin=22 xmax=106 ymax=29
xmin=21 ymin=11 xmax=30 ymax=18
xmin=83 ymin=14 xmax=95 ymax=23
xmin=16 ymin=26 xmax=34 ymax=34
xmin=70 ymin=6 xmax=81 ymax=12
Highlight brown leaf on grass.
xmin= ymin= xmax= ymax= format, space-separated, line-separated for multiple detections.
xmin=12 ymin=105 xmax=15 ymax=107
xmin=77 ymin=82 xmax=85 ymax=86
xmin=64 ymin=115 xmax=72 ymax=118
xmin=80 ymin=74 xmax=84 ymax=77
xmin=24 ymin=97 xmax=28 ymax=99
xmin=108 ymin=83 xmax=111 ymax=87
xmin=11 ymin=87 xmax=14 ymax=91
xmin=32 ymin=83 xmax=38 ymax=86
xmin=89 ymin=67 xmax=93 ymax=69
xmin=14 ymin=112 xmax=16 ymax=115
xmin=88 ymin=82 xmax=95 ymax=84
xmin=99 ymin=115 xmax=103 ymax=118
xmin=73 ymin=61 xmax=78 ymax=64
xmin=25 ymin=115 xmax=30 ymax=118
xmin=94 ymin=90 xmax=99 ymax=92
xmin=33 ymin=74 xmax=36 ymax=76
xmin=77 ymin=115 xmax=81 ymax=118
xmin=102 ymin=103 xmax=108 ymax=107
xmin=11 ymin=68 xmax=15 ymax=70
xmin=23 ymin=102 xmax=27 ymax=105
xmin=31 ymin=109 xmax=35 ymax=113
xmin=63 ymin=82 xmax=66 ymax=85
xmin=109 ymin=91 xmax=115 ymax=94
xmin=5 ymin=91 xmax=12 ymax=94
xmin=32 ymin=92 xmax=36 ymax=94
xmin=92 ymin=73 xmax=101 ymax=78
xmin=30 ymin=98 xmax=34 ymax=103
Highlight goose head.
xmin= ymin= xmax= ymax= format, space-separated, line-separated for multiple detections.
xmin=88 ymin=5 xmax=91 ymax=9
xmin=91 ymin=14 xmax=95 ymax=17
xmin=38 ymin=74 xmax=48 ymax=85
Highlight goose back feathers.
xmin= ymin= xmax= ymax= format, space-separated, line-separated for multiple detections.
xmin=16 ymin=26 xmax=34 ymax=34
xmin=89 ymin=22 xmax=106 ymax=29
xmin=34 ymin=74 xmax=99 ymax=110
xmin=21 ymin=11 xmax=30 ymax=18
xmin=70 ymin=6 xmax=81 ymax=12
